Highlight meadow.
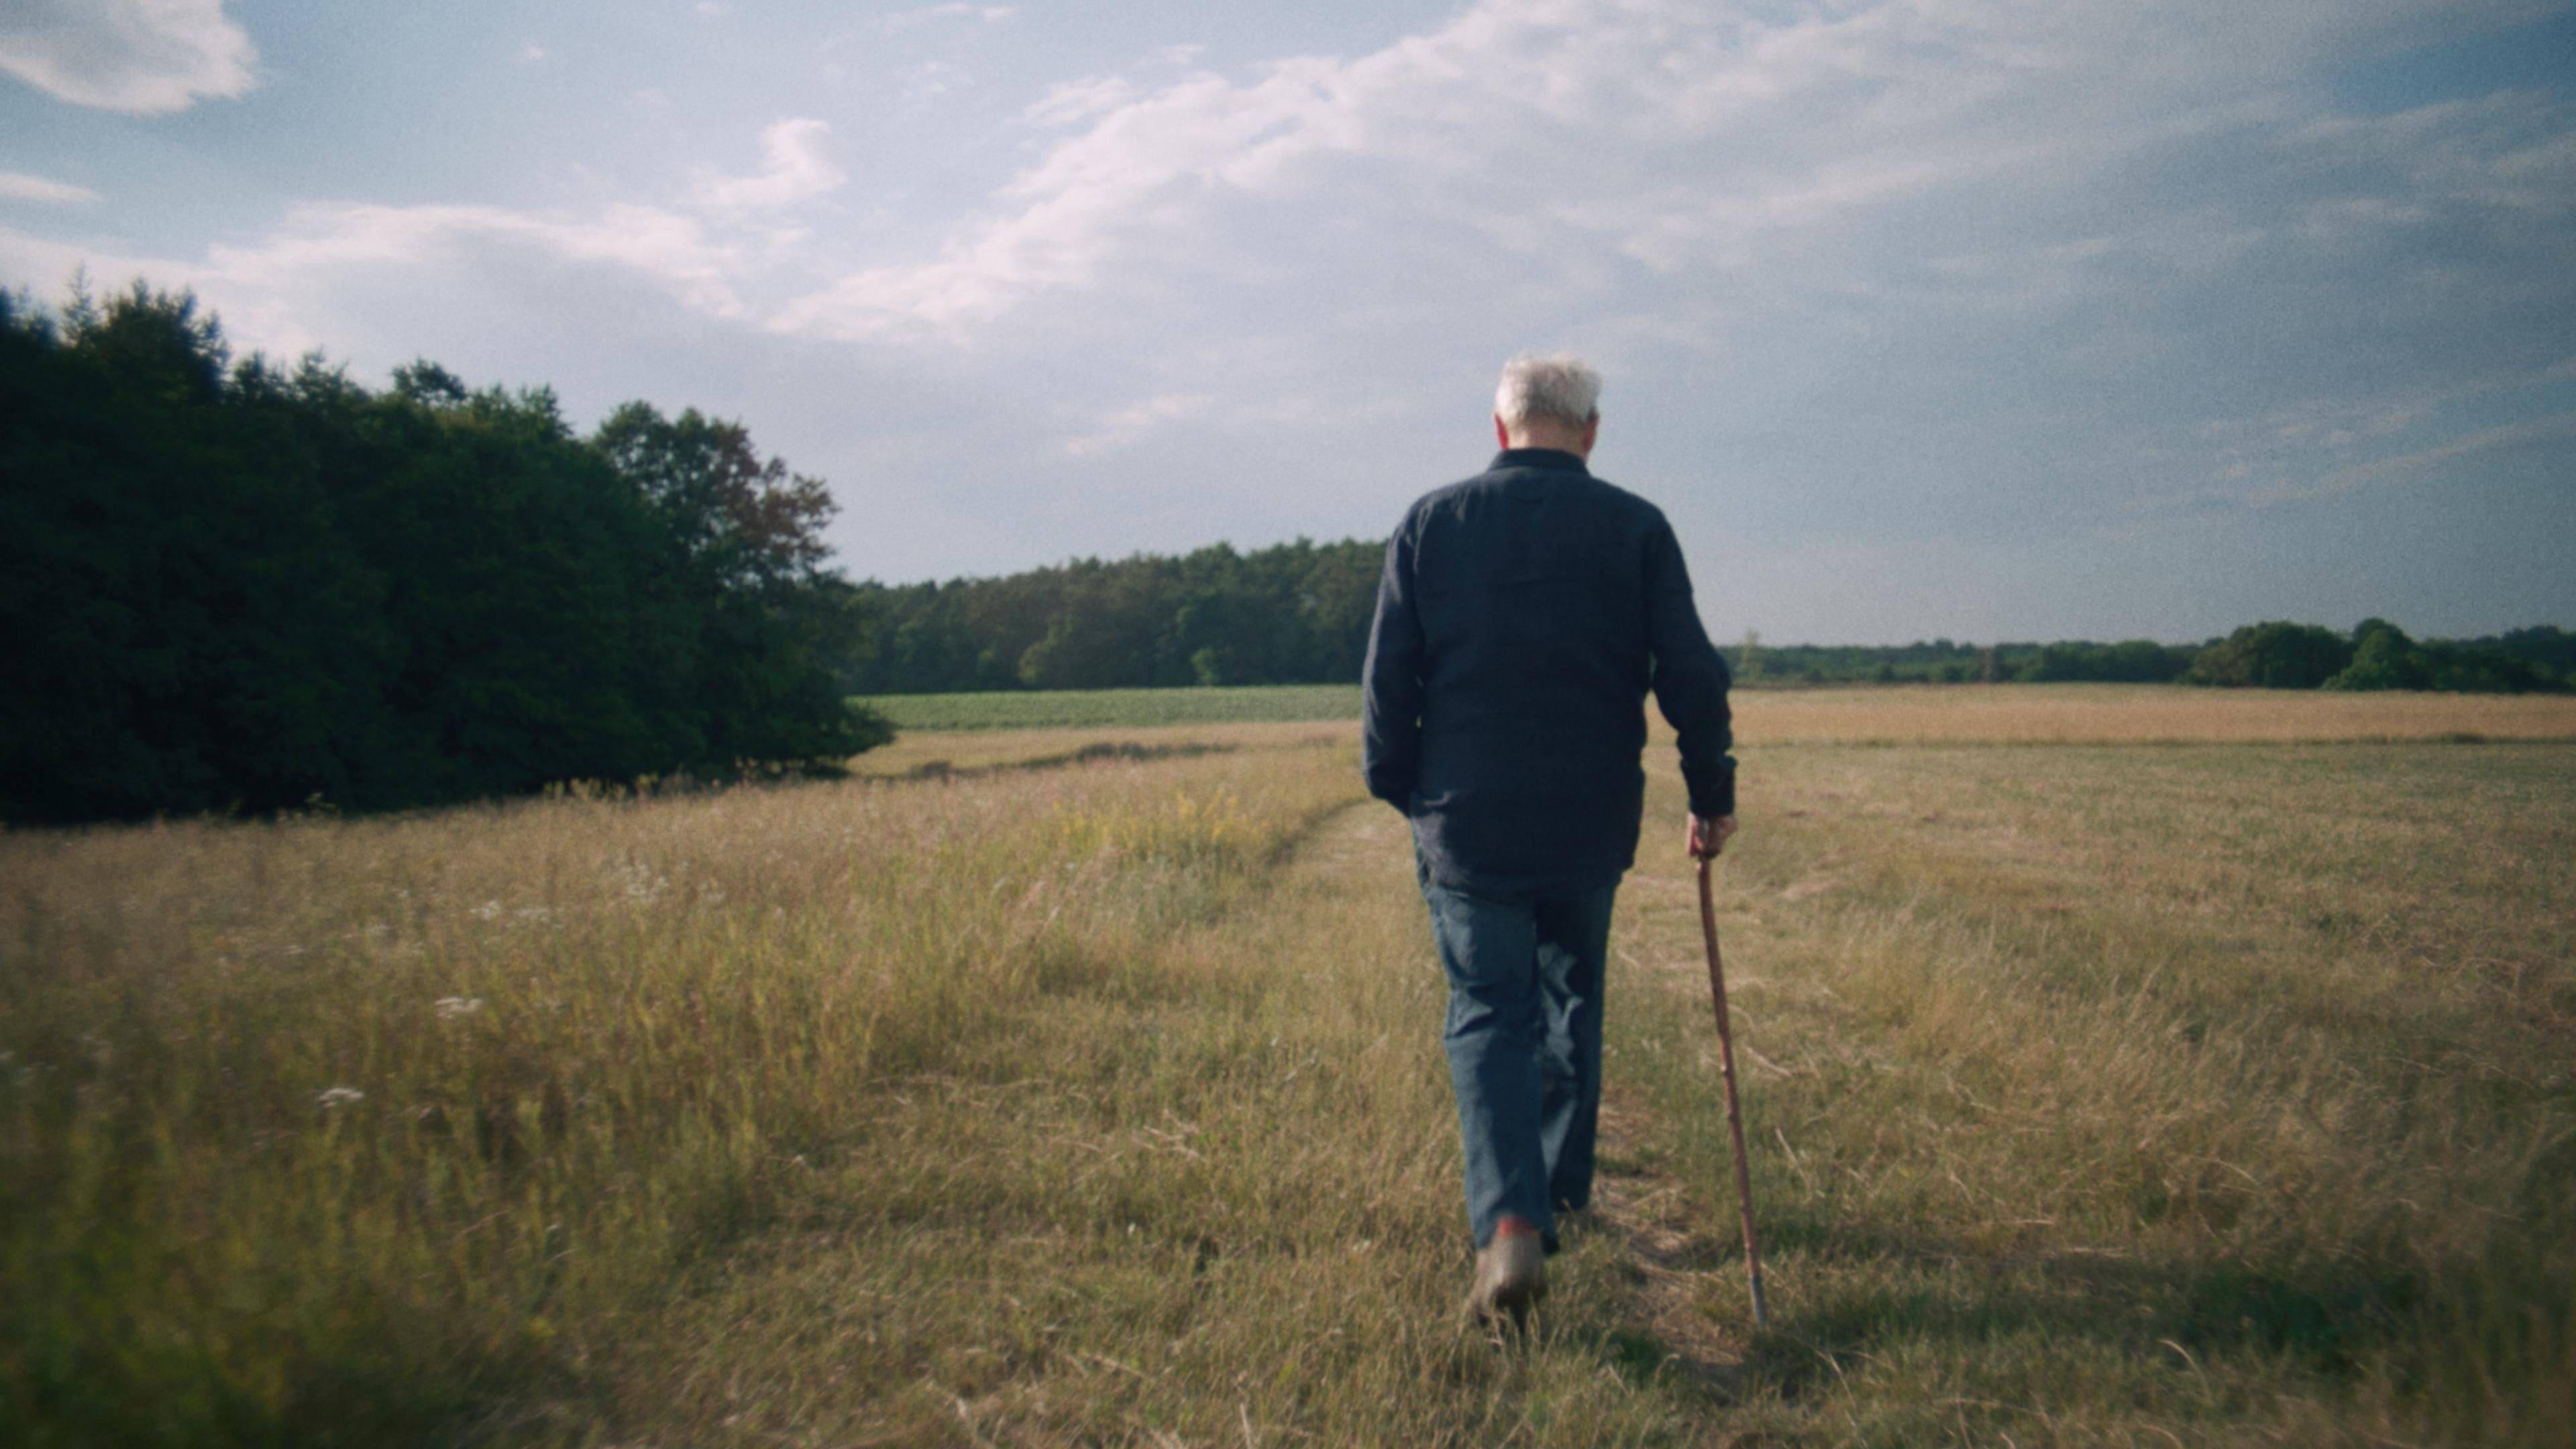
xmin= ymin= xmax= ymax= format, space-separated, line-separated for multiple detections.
xmin=5 ymin=688 xmax=2571 ymax=1446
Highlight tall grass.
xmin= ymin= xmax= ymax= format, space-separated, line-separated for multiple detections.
xmin=1608 ymin=743 xmax=2575 ymax=1445
xmin=1 ymin=752 xmax=1355 ymax=1444
xmin=6 ymin=719 xmax=2569 ymax=1444
xmin=1721 ymin=683 xmax=2576 ymax=745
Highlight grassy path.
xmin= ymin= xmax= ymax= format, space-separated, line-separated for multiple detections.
xmin=579 ymin=793 xmax=1762 ymax=1445
xmin=1263 ymin=744 xmax=2573 ymax=1445
xmin=7 ymin=731 xmax=2566 ymax=1444
xmin=555 ymin=744 xmax=2575 ymax=1444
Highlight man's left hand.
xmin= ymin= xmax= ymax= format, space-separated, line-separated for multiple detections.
xmin=1686 ymin=813 xmax=1737 ymax=859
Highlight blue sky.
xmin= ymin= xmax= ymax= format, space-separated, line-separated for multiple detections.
xmin=3 ymin=0 xmax=2571 ymax=644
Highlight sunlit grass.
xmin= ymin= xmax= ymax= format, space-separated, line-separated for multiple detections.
xmin=1611 ymin=742 xmax=2575 ymax=1446
xmin=1 ymin=750 xmax=1362 ymax=1444
xmin=5 ymin=704 xmax=2570 ymax=1445
xmin=1721 ymin=682 xmax=2576 ymax=745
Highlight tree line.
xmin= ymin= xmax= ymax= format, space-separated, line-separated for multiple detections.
xmin=1 ymin=282 xmax=884 ymax=825
xmin=2181 ymin=619 xmax=2567 ymax=693
xmin=849 ymin=559 xmax=2570 ymax=697
xmin=9 ymin=280 xmax=2564 ymax=825
xmin=843 ymin=539 xmax=1384 ymax=694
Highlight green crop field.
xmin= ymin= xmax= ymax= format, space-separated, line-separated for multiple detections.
xmin=5 ymin=694 xmax=2571 ymax=1446
xmin=855 ymin=683 xmax=1362 ymax=731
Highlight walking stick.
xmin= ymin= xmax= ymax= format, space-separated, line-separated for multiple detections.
xmin=1696 ymin=851 xmax=1770 ymax=1329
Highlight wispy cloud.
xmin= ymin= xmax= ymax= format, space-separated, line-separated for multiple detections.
xmin=774 ymin=0 xmax=2574 ymax=358
xmin=1 ymin=196 xmax=747 ymax=363
xmin=1024 ymin=74 xmax=1138 ymax=129
xmin=1 ymin=112 xmax=873 ymax=359
xmin=0 ymin=0 xmax=255 ymax=114
xmin=876 ymin=4 xmax=1016 ymax=34
xmin=1062 ymin=392 xmax=1212 ymax=456
xmin=772 ymin=54 xmax=1373 ymax=339
xmin=2251 ymin=411 xmax=2576 ymax=505
xmin=0 ymin=171 xmax=101 ymax=205
xmin=9 ymin=0 xmax=2569 ymax=635
xmin=693 ymin=119 xmax=845 ymax=211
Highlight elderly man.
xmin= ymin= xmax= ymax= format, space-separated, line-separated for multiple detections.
xmin=1361 ymin=354 xmax=1737 ymax=1325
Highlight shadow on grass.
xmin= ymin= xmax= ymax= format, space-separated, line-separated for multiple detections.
xmin=894 ymin=741 xmax=1238 ymax=782
xmin=3 ymin=1299 xmax=604 ymax=1449
xmin=1741 ymin=1207 xmax=2422 ymax=1401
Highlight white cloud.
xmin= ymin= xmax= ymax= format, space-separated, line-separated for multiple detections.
xmin=772 ymin=54 xmax=1371 ymax=339
xmin=903 ymin=60 xmax=970 ymax=102
xmin=1025 ymin=74 xmax=1138 ymax=128
xmin=775 ymin=0 xmax=2570 ymax=352
xmin=1 ymin=198 xmax=747 ymax=362
xmin=0 ymin=171 xmax=100 ymax=205
xmin=870 ymin=4 xmax=1020 ymax=38
xmin=694 ymin=119 xmax=845 ymax=211
xmin=0 ymin=0 xmax=255 ymax=114
xmin=223 ymin=203 xmax=746 ymax=328
xmin=877 ymin=4 xmax=1016 ymax=34
xmin=518 ymin=41 xmax=547 ymax=64
xmin=1062 ymin=392 xmax=1212 ymax=455
xmin=0 ymin=114 xmax=859 ymax=363
xmin=6 ymin=0 xmax=2567 ymax=625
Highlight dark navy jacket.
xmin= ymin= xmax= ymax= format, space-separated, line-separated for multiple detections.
xmin=1360 ymin=448 xmax=1735 ymax=901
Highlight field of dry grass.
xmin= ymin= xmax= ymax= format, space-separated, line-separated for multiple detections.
xmin=855 ymin=686 xmax=2576 ymax=782
xmin=4 ymin=692 xmax=2569 ymax=1446
xmin=1723 ymin=683 xmax=2576 ymax=745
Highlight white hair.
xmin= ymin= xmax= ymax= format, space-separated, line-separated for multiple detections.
xmin=1493 ymin=352 xmax=1603 ymax=430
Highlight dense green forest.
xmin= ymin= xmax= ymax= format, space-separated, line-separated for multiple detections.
xmin=1 ymin=282 xmax=883 ymax=825
xmin=843 ymin=539 xmax=1383 ymax=694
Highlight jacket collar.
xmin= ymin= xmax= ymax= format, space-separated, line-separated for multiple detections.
xmin=1490 ymin=447 xmax=1590 ymax=473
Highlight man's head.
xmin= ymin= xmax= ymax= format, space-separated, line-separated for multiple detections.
xmin=1493 ymin=352 xmax=1602 ymax=458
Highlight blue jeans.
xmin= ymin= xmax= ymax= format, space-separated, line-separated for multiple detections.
xmin=1417 ymin=856 xmax=1619 ymax=1250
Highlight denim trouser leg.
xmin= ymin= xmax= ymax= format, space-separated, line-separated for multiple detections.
xmin=1420 ymin=864 xmax=1618 ymax=1250
xmin=1535 ymin=890 xmax=1615 ymax=1217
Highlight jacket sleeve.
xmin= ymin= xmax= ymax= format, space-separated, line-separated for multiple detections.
xmin=1644 ymin=513 xmax=1736 ymax=818
xmin=1360 ymin=515 xmax=1425 ymax=812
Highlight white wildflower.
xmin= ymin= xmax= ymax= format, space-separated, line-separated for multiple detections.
xmin=317 ymin=1085 xmax=366 ymax=1109
xmin=433 ymin=996 xmax=485 ymax=1020
xmin=471 ymin=900 xmax=504 ymax=922
xmin=605 ymin=859 xmax=666 ymax=907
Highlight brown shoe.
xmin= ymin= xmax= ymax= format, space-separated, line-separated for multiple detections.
xmin=1466 ymin=1217 xmax=1548 ymax=1328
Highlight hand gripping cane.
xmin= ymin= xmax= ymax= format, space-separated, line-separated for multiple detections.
xmin=1696 ymin=851 xmax=1770 ymax=1329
